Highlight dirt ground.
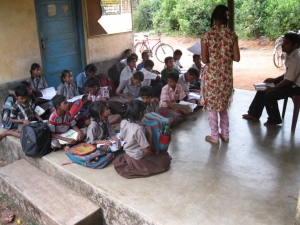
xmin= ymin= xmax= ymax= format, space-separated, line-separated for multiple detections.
xmin=136 ymin=34 xmax=283 ymax=90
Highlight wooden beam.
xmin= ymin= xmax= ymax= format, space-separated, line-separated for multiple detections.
xmin=227 ymin=0 xmax=234 ymax=30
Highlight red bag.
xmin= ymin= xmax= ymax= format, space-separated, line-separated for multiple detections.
xmin=97 ymin=74 xmax=116 ymax=95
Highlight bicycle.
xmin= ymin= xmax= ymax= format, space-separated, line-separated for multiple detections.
xmin=134 ymin=32 xmax=174 ymax=63
xmin=273 ymin=30 xmax=300 ymax=68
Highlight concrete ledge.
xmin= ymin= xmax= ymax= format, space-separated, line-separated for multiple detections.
xmin=0 ymin=128 xmax=158 ymax=225
xmin=0 ymin=159 xmax=102 ymax=225
xmin=0 ymin=78 xmax=27 ymax=104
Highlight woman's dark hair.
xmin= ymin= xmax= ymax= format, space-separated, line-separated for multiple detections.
xmin=61 ymin=69 xmax=71 ymax=83
xmin=125 ymin=100 xmax=146 ymax=123
xmin=89 ymin=101 xmax=108 ymax=121
xmin=30 ymin=63 xmax=41 ymax=78
xmin=211 ymin=5 xmax=229 ymax=28
xmin=84 ymin=63 xmax=97 ymax=73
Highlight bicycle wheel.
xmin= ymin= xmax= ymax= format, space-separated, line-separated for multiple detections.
xmin=273 ymin=43 xmax=286 ymax=68
xmin=134 ymin=42 xmax=148 ymax=61
xmin=155 ymin=43 xmax=174 ymax=63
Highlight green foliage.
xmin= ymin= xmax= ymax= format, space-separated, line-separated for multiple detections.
xmin=133 ymin=0 xmax=300 ymax=40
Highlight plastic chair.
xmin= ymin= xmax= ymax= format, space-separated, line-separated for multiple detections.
xmin=282 ymin=95 xmax=300 ymax=131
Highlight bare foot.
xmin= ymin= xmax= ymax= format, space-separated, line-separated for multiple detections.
xmin=219 ymin=133 xmax=229 ymax=142
xmin=242 ymin=114 xmax=258 ymax=120
xmin=264 ymin=122 xmax=279 ymax=127
xmin=205 ymin=135 xmax=219 ymax=145
xmin=63 ymin=145 xmax=70 ymax=152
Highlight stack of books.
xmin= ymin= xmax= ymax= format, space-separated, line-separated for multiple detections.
xmin=253 ymin=82 xmax=275 ymax=91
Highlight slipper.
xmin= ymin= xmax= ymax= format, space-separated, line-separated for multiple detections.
xmin=3 ymin=213 xmax=15 ymax=223
xmin=205 ymin=135 xmax=219 ymax=145
xmin=219 ymin=133 xmax=229 ymax=142
xmin=242 ymin=114 xmax=258 ymax=120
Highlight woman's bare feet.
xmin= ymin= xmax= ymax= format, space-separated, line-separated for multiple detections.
xmin=205 ymin=135 xmax=219 ymax=145
xmin=242 ymin=114 xmax=258 ymax=120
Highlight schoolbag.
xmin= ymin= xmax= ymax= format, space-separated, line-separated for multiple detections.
xmin=65 ymin=147 xmax=114 ymax=169
xmin=0 ymin=94 xmax=18 ymax=130
xmin=96 ymin=74 xmax=116 ymax=95
xmin=20 ymin=121 xmax=52 ymax=158
xmin=108 ymin=62 xmax=124 ymax=89
xmin=142 ymin=112 xmax=171 ymax=154
xmin=69 ymin=99 xmax=88 ymax=128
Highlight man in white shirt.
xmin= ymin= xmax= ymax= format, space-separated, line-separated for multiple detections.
xmin=243 ymin=33 xmax=300 ymax=127
xmin=119 ymin=56 xmax=137 ymax=83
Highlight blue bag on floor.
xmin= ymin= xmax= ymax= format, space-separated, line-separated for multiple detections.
xmin=65 ymin=148 xmax=114 ymax=169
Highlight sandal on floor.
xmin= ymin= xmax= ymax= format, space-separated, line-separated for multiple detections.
xmin=205 ymin=135 xmax=219 ymax=145
xmin=3 ymin=213 xmax=15 ymax=223
xmin=219 ymin=133 xmax=229 ymax=142
xmin=263 ymin=122 xmax=279 ymax=127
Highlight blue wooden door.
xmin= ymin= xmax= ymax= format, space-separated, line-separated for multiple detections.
xmin=35 ymin=0 xmax=84 ymax=89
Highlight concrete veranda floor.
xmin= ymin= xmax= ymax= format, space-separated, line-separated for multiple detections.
xmin=41 ymin=89 xmax=299 ymax=225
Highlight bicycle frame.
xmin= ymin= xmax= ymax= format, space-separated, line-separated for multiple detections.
xmin=140 ymin=36 xmax=161 ymax=52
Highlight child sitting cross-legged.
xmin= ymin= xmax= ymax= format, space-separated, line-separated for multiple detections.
xmin=57 ymin=70 xmax=78 ymax=100
xmin=48 ymin=95 xmax=85 ymax=151
xmin=113 ymin=100 xmax=172 ymax=179
xmin=0 ymin=85 xmax=42 ymax=141
xmin=84 ymin=77 xmax=121 ymax=127
xmin=86 ymin=101 xmax=120 ymax=151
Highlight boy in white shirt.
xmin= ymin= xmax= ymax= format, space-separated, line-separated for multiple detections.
xmin=173 ymin=49 xmax=183 ymax=69
xmin=119 ymin=55 xmax=137 ymax=83
xmin=140 ymin=60 xmax=163 ymax=97
xmin=120 ymin=49 xmax=132 ymax=67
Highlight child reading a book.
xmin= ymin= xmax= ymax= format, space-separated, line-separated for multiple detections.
xmin=48 ymin=95 xmax=85 ymax=151
xmin=0 ymin=85 xmax=43 ymax=141
xmin=86 ymin=101 xmax=120 ymax=151
xmin=113 ymin=100 xmax=172 ymax=179
xmin=57 ymin=70 xmax=78 ymax=100
xmin=159 ymin=72 xmax=189 ymax=115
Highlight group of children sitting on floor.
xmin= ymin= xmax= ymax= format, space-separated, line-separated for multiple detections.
xmin=0 ymin=48 xmax=203 ymax=179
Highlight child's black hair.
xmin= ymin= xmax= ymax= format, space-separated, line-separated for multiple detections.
xmin=174 ymin=49 xmax=182 ymax=56
xmin=20 ymin=81 xmax=31 ymax=87
xmin=132 ymin=71 xmax=144 ymax=82
xmin=52 ymin=95 xmax=66 ymax=109
xmin=164 ymin=56 xmax=173 ymax=64
xmin=89 ymin=101 xmax=108 ymax=122
xmin=144 ymin=60 xmax=154 ymax=69
xmin=30 ymin=63 xmax=41 ymax=78
xmin=140 ymin=86 xmax=153 ymax=97
xmin=193 ymin=54 xmax=201 ymax=60
xmin=211 ymin=5 xmax=229 ymax=28
xmin=61 ymin=69 xmax=71 ymax=83
xmin=15 ymin=85 xmax=28 ymax=97
xmin=123 ymin=49 xmax=132 ymax=55
xmin=84 ymin=76 xmax=100 ymax=88
xmin=284 ymin=33 xmax=300 ymax=48
xmin=84 ymin=63 xmax=97 ymax=73
xmin=141 ymin=51 xmax=148 ymax=58
xmin=131 ymin=53 xmax=138 ymax=61
xmin=125 ymin=100 xmax=146 ymax=123
xmin=187 ymin=68 xmax=200 ymax=78
xmin=127 ymin=55 xmax=137 ymax=64
xmin=167 ymin=71 xmax=179 ymax=82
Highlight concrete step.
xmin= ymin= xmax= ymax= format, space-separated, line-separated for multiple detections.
xmin=0 ymin=129 xmax=157 ymax=225
xmin=0 ymin=159 xmax=102 ymax=225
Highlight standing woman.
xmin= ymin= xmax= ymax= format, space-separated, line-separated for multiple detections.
xmin=201 ymin=5 xmax=240 ymax=144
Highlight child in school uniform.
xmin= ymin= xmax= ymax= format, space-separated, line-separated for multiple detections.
xmin=84 ymin=77 xmax=121 ymax=127
xmin=140 ymin=60 xmax=163 ymax=98
xmin=116 ymin=71 xmax=144 ymax=104
xmin=28 ymin=63 xmax=48 ymax=94
xmin=20 ymin=81 xmax=35 ymax=102
xmin=178 ymin=68 xmax=200 ymax=97
xmin=159 ymin=72 xmax=189 ymax=115
xmin=86 ymin=101 xmax=120 ymax=151
xmin=161 ymin=57 xmax=180 ymax=86
xmin=48 ymin=95 xmax=85 ymax=151
xmin=0 ymin=85 xmax=42 ymax=141
xmin=120 ymin=49 xmax=132 ymax=67
xmin=173 ymin=49 xmax=183 ymax=70
xmin=119 ymin=55 xmax=137 ymax=83
xmin=113 ymin=100 xmax=172 ymax=179
xmin=76 ymin=64 xmax=97 ymax=94
xmin=57 ymin=70 xmax=78 ymax=100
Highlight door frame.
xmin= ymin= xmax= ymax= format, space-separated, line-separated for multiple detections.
xmin=34 ymin=0 xmax=86 ymax=80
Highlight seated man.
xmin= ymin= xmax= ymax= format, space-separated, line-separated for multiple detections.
xmin=242 ymin=33 xmax=300 ymax=127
